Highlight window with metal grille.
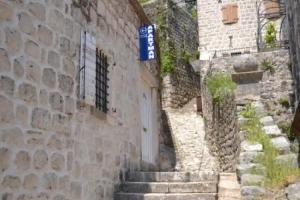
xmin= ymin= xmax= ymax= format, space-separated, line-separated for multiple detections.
xmin=95 ymin=48 xmax=109 ymax=113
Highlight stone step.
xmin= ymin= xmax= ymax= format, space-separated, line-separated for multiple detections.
xmin=120 ymin=181 xmax=218 ymax=193
xmin=126 ymin=171 xmax=218 ymax=182
xmin=114 ymin=193 xmax=217 ymax=200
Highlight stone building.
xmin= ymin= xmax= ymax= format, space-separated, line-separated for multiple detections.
xmin=0 ymin=0 xmax=161 ymax=199
xmin=197 ymin=0 xmax=287 ymax=57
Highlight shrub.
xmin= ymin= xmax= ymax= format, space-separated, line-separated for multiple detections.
xmin=207 ymin=73 xmax=237 ymax=103
xmin=278 ymin=97 xmax=290 ymax=109
xmin=261 ymin=60 xmax=275 ymax=73
xmin=241 ymin=104 xmax=257 ymax=119
xmin=160 ymin=40 xmax=177 ymax=76
xmin=278 ymin=121 xmax=295 ymax=141
xmin=264 ymin=23 xmax=277 ymax=48
xmin=241 ymin=109 xmax=300 ymax=188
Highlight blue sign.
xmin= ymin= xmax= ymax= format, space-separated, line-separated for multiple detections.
xmin=139 ymin=25 xmax=156 ymax=61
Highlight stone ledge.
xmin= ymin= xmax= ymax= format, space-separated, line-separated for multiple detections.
xmin=231 ymin=71 xmax=263 ymax=84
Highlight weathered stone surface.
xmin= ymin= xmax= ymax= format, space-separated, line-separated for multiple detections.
xmin=31 ymin=108 xmax=50 ymax=130
xmin=0 ymin=1 xmax=13 ymax=22
xmin=15 ymin=151 xmax=30 ymax=170
xmin=241 ymin=174 xmax=264 ymax=186
xmin=23 ymin=174 xmax=38 ymax=190
xmin=33 ymin=150 xmax=48 ymax=169
xmin=39 ymin=89 xmax=48 ymax=106
xmin=275 ymin=154 xmax=298 ymax=168
xmin=233 ymin=55 xmax=259 ymax=73
xmin=48 ymin=51 xmax=60 ymax=68
xmin=49 ymin=92 xmax=64 ymax=112
xmin=48 ymin=9 xmax=64 ymax=33
xmin=65 ymin=96 xmax=75 ymax=114
xmin=71 ymin=181 xmax=82 ymax=199
xmin=271 ymin=136 xmax=290 ymax=153
xmin=58 ymin=74 xmax=74 ymax=94
xmin=239 ymin=152 xmax=263 ymax=164
xmin=42 ymin=173 xmax=58 ymax=190
xmin=0 ymin=76 xmax=15 ymax=96
xmin=15 ymin=104 xmax=28 ymax=125
xmin=64 ymin=18 xmax=74 ymax=38
xmin=159 ymin=144 xmax=176 ymax=171
xmin=0 ymin=148 xmax=11 ymax=172
xmin=38 ymin=25 xmax=53 ymax=46
xmin=51 ymin=153 xmax=65 ymax=171
xmin=25 ymin=40 xmax=40 ymax=60
xmin=59 ymin=37 xmax=70 ymax=54
xmin=241 ymin=141 xmax=263 ymax=152
xmin=25 ymin=61 xmax=41 ymax=83
xmin=28 ymin=2 xmax=46 ymax=21
xmin=5 ymin=28 xmax=22 ymax=54
xmin=18 ymin=12 xmax=35 ymax=35
xmin=286 ymin=181 xmax=300 ymax=200
xmin=47 ymin=135 xmax=63 ymax=150
xmin=18 ymin=83 xmax=37 ymax=103
xmin=2 ymin=176 xmax=21 ymax=189
xmin=53 ymin=195 xmax=66 ymax=200
xmin=252 ymin=101 xmax=265 ymax=117
xmin=1 ymin=127 xmax=24 ymax=146
xmin=0 ymin=48 xmax=11 ymax=72
xmin=241 ymin=186 xmax=266 ymax=199
xmin=262 ymin=125 xmax=282 ymax=137
xmin=237 ymin=163 xmax=266 ymax=179
xmin=63 ymin=57 xmax=75 ymax=76
xmin=42 ymin=68 xmax=56 ymax=88
xmin=1 ymin=193 xmax=13 ymax=200
xmin=259 ymin=116 xmax=274 ymax=126
xmin=0 ymin=95 xmax=14 ymax=124
xmin=13 ymin=58 xmax=24 ymax=77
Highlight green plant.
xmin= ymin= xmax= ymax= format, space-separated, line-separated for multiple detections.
xmin=278 ymin=121 xmax=295 ymax=141
xmin=278 ymin=97 xmax=290 ymax=109
xmin=264 ymin=23 xmax=277 ymax=48
xmin=206 ymin=73 xmax=237 ymax=103
xmin=182 ymin=49 xmax=192 ymax=64
xmin=261 ymin=60 xmax=275 ymax=73
xmin=241 ymin=110 xmax=300 ymax=188
xmin=160 ymin=40 xmax=176 ymax=75
xmin=241 ymin=104 xmax=257 ymax=119
xmin=191 ymin=8 xmax=197 ymax=20
xmin=138 ymin=0 xmax=151 ymax=5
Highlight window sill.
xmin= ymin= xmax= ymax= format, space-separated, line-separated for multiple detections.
xmin=77 ymin=100 xmax=107 ymax=120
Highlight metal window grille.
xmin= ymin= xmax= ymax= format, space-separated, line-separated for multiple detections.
xmin=95 ymin=48 xmax=109 ymax=113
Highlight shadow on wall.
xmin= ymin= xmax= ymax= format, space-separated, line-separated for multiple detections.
xmin=159 ymin=110 xmax=177 ymax=171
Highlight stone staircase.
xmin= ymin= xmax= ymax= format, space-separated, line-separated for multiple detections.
xmin=218 ymin=173 xmax=242 ymax=200
xmin=115 ymin=171 xmax=218 ymax=200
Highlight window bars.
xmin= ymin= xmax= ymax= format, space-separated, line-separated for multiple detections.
xmin=95 ymin=48 xmax=109 ymax=113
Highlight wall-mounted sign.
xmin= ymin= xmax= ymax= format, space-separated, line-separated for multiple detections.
xmin=80 ymin=31 xmax=96 ymax=105
xmin=139 ymin=25 xmax=156 ymax=61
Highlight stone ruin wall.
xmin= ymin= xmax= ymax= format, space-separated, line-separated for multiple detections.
xmin=210 ymin=50 xmax=294 ymax=124
xmin=201 ymin=69 xmax=240 ymax=172
xmin=0 ymin=0 xmax=161 ymax=199
xmin=143 ymin=0 xmax=201 ymax=109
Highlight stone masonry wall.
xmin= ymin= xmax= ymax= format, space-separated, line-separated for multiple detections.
xmin=0 ymin=1 xmax=160 ymax=200
xmin=197 ymin=0 xmax=284 ymax=57
xmin=286 ymin=0 xmax=300 ymax=102
xmin=201 ymin=72 xmax=240 ymax=172
xmin=143 ymin=0 xmax=200 ymax=108
xmin=210 ymin=50 xmax=294 ymax=124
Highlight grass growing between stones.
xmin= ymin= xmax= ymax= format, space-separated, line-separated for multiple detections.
xmin=241 ymin=105 xmax=300 ymax=188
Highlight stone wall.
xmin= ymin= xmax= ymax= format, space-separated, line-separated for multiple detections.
xmin=143 ymin=0 xmax=201 ymax=108
xmin=0 ymin=1 xmax=160 ymax=199
xmin=197 ymin=0 xmax=284 ymax=57
xmin=210 ymin=50 xmax=294 ymax=123
xmin=201 ymin=71 xmax=240 ymax=172
xmin=286 ymin=0 xmax=300 ymax=102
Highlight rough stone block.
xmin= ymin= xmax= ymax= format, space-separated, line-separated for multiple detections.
xmin=48 ymin=9 xmax=64 ymax=33
xmin=0 ymin=75 xmax=15 ymax=96
xmin=38 ymin=25 xmax=53 ymax=46
xmin=232 ymin=71 xmax=263 ymax=84
xmin=42 ymin=68 xmax=56 ymax=88
xmin=63 ymin=57 xmax=75 ymax=76
xmin=241 ymin=186 xmax=266 ymax=199
xmin=33 ymin=150 xmax=48 ymax=169
xmin=39 ymin=89 xmax=49 ymax=106
xmin=0 ymin=95 xmax=14 ymax=124
xmin=237 ymin=163 xmax=266 ymax=179
xmin=13 ymin=58 xmax=24 ymax=77
xmin=259 ymin=116 xmax=274 ymax=126
xmin=18 ymin=12 xmax=35 ymax=35
xmin=58 ymin=74 xmax=74 ymax=94
xmin=286 ymin=182 xmax=300 ymax=200
xmin=49 ymin=92 xmax=64 ymax=112
xmin=271 ymin=136 xmax=290 ymax=154
xmin=241 ymin=141 xmax=263 ymax=152
xmin=48 ymin=50 xmax=60 ymax=68
xmin=262 ymin=125 xmax=282 ymax=137
xmin=65 ymin=96 xmax=75 ymax=114
xmin=31 ymin=108 xmax=50 ymax=130
xmin=42 ymin=173 xmax=58 ymax=190
xmin=23 ymin=174 xmax=39 ymax=190
xmin=275 ymin=154 xmax=298 ymax=168
xmin=239 ymin=152 xmax=263 ymax=164
xmin=5 ymin=28 xmax=22 ymax=54
xmin=51 ymin=153 xmax=65 ymax=171
xmin=0 ymin=48 xmax=11 ymax=72
xmin=18 ymin=83 xmax=37 ymax=103
xmin=241 ymin=174 xmax=264 ymax=186
xmin=28 ymin=2 xmax=46 ymax=21
xmin=15 ymin=151 xmax=30 ymax=170
xmin=25 ymin=40 xmax=40 ymax=60
xmin=233 ymin=54 xmax=259 ymax=73
xmin=2 ymin=176 xmax=21 ymax=189
xmin=25 ymin=61 xmax=41 ymax=83
xmin=0 ymin=1 xmax=13 ymax=22
xmin=0 ymin=148 xmax=11 ymax=172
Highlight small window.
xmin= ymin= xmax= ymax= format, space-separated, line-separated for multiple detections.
xmin=222 ymin=4 xmax=239 ymax=24
xmin=264 ymin=0 xmax=280 ymax=19
xmin=95 ymin=48 xmax=109 ymax=113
